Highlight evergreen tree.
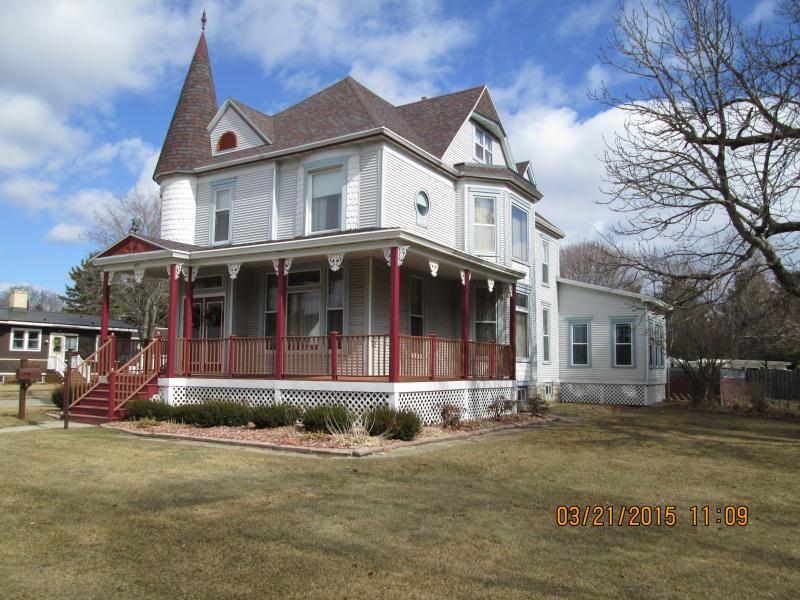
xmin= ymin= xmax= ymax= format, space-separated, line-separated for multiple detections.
xmin=60 ymin=257 xmax=103 ymax=315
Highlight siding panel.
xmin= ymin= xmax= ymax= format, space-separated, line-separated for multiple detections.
xmin=210 ymin=106 xmax=265 ymax=156
xmin=276 ymin=161 xmax=298 ymax=240
xmin=359 ymin=150 xmax=379 ymax=228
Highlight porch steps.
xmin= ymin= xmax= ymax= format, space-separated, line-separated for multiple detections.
xmin=64 ymin=381 xmax=158 ymax=425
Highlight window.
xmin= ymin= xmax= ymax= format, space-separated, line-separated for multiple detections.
xmin=570 ymin=321 xmax=590 ymax=366
xmin=473 ymin=195 xmax=496 ymax=254
xmin=327 ymin=269 xmax=344 ymax=335
xmin=649 ymin=318 xmax=665 ymax=368
xmin=10 ymin=328 xmax=41 ymax=352
xmin=217 ymin=131 xmax=237 ymax=151
xmin=541 ymin=306 xmax=551 ymax=363
xmin=265 ymin=274 xmax=278 ymax=337
xmin=309 ymin=168 xmax=342 ymax=232
xmin=415 ymin=190 xmax=429 ymax=226
xmin=474 ymin=125 xmax=493 ymax=163
xmin=410 ymin=276 xmax=424 ymax=336
xmin=474 ymin=287 xmax=496 ymax=342
xmin=66 ymin=336 xmax=79 ymax=351
xmin=541 ymin=238 xmax=550 ymax=284
xmin=212 ymin=187 xmax=232 ymax=244
xmin=512 ymin=205 xmax=528 ymax=262
xmin=195 ymin=275 xmax=224 ymax=291
xmin=613 ymin=321 xmax=634 ymax=367
xmin=515 ymin=292 xmax=529 ymax=358
xmin=544 ymin=383 xmax=553 ymax=398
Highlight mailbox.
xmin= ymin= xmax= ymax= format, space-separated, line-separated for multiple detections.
xmin=16 ymin=366 xmax=42 ymax=384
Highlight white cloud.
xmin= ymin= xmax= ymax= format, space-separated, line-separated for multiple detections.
xmin=46 ymin=223 xmax=87 ymax=244
xmin=745 ymin=0 xmax=777 ymax=25
xmin=557 ymin=0 xmax=613 ymax=38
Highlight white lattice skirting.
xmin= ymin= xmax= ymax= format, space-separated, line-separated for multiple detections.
xmin=560 ymin=383 xmax=665 ymax=406
xmin=156 ymin=378 xmax=516 ymax=424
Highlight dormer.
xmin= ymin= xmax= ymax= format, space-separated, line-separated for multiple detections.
xmin=208 ymin=98 xmax=272 ymax=156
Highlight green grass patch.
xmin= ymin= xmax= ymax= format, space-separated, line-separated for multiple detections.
xmin=0 ymin=405 xmax=53 ymax=428
xmin=0 ymin=404 xmax=797 ymax=598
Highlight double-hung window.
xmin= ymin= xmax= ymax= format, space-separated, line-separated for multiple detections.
xmin=512 ymin=205 xmax=529 ymax=262
xmin=541 ymin=238 xmax=550 ymax=284
xmin=212 ymin=186 xmax=232 ymax=244
xmin=649 ymin=319 xmax=665 ymax=368
xmin=541 ymin=306 xmax=551 ymax=363
xmin=309 ymin=168 xmax=342 ymax=233
xmin=515 ymin=293 xmax=529 ymax=358
xmin=409 ymin=276 xmax=424 ymax=336
xmin=474 ymin=126 xmax=493 ymax=163
xmin=473 ymin=195 xmax=496 ymax=254
xmin=570 ymin=321 xmax=590 ymax=366
xmin=11 ymin=328 xmax=41 ymax=352
xmin=613 ymin=321 xmax=634 ymax=367
xmin=474 ymin=287 xmax=496 ymax=342
xmin=327 ymin=269 xmax=344 ymax=335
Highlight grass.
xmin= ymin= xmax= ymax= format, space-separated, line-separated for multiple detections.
xmin=0 ymin=405 xmax=54 ymax=428
xmin=0 ymin=404 xmax=797 ymax=599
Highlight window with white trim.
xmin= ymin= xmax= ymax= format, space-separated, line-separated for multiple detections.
xmin=473 ymin=195 xmax=496 ymax=253
xmin=327 ymin=268 xmax=344 ymax=335
xmin=415 ymin=190 xmax=429 ymax=226
xmin=614 ymin=322 xmax=634 ymax=366
xmin=409 ymin=276 xmax=424 ymax=336
xmin=541 ymin=238 xmax=550 ymax=284
xmin=474 ymin=125 xmax=493 ymax=163
xmin=512 ymin=205 xmax=529 ymax=262
xmin=474 ymin=287 xmax=496 ymax=342
xmin=570 ymin=322 xmax=590 ymax=366
xmin=309 ymin=168 xmax=342 ymax=233
xmin=515 ymin=292 xmax=529 ymax=358
xmin=649 ymin=318 xmax=665 ymax=368
xmin=10 ymin=328 xmax=41 ymax=352
xmin=541 ymin=306 xmax=551 ymax=363
xmin=212 ymin=187 xmax=232 ymax=244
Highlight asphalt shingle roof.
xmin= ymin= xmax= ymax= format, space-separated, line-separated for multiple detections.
xmin=0 ymin=308 xmax=136 ymax=331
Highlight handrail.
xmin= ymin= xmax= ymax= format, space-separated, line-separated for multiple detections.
xmin=67 ymin=337 xmax=114 ymax=409
xmin=113 ymin=338 xmax=163 ymax=414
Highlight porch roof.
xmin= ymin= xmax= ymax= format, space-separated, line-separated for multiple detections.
xmin=92 ymin=228 xmax=526 ymax=283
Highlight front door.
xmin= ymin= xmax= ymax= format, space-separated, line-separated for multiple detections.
xmin=48 ymin=334 xmax=78 ymax=372
xmin=191 ymin=296 xmax=225 ymax=339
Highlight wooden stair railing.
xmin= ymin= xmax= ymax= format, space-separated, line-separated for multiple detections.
xmin=111 ymin=337 xmax=164 ymax=416
xmin=67 ymin=337 xmax=114 ymax=409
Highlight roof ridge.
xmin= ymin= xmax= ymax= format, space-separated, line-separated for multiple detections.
xmin=397 ymin=84 xmax=486 ymax=107
xmin=344 ymin=77 xmax=382 ymax=128
xmin=271 ymin=76 xmax=358 ymax=117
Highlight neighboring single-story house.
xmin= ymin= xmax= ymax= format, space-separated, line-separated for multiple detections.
xmin=0 ymin=289 xmax=137 ymax=383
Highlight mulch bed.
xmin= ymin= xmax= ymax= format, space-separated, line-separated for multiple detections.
xmin=105 ymin=414 xmax=556 ymax=456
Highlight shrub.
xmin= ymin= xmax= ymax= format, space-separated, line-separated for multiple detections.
xmin=51 ymin=386 xmax=64 ymax=408
xmin=303 ymin=405 xmax=353 ymax=434
xmin=251 ymin=403 xmax=301 ymax=429
xmin=364 ymin=406 xmax=422 ymax=441
xmin=172 ymin=401 xmax=253 ymax=427
xmin=527 ymin=394 xmax=549 ymax=416
xmin=127 ymin=400 xmax=174 ymax=421
xmin=440 ymin=403 xmax=464 ymax=429
xmin=488 ymin=398 xmax=516 ymax=420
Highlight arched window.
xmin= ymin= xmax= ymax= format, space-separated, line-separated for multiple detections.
xmin=217 ymin=131 xmax=237 ymax=151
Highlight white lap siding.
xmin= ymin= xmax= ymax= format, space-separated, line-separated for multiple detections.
xmin=276 ymin=159 xmax=299 ymax=240
xmin=210 ymin=105 xmax=266 ymax=156
xmin=358 ymin=149 xmax=380 ymax=228
xmin=535 ymin=227 xmax=560 ymax=385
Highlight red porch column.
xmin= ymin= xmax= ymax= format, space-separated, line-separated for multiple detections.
xmin=509 ymin=283 xmax=516 ymax=373
xmin=461 ymin=270 xmax=471 ymax=379
xmin=389 ymin=247 xmax=400 ymax=383
xmin=184 ymin=267 xmax=194 ymax=340
xmin=100 ymin=271 xmax=110 ymax=342
xmin=166 ymin=264 xmax=179 ymax=378
xmin=275 ymin=258 xmax=286 ymax=379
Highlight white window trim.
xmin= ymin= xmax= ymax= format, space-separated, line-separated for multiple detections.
xmin=10 ymin=327 xmax=42 ymax=352
xmin=648 ymin=317 xmax=666 ymax=369
xmin=210 ymin=180 xmax=235 ymax=246
xmin=304 ymin=157 xmax=348 ymax=236
xmin=611 ymin=318 xmax=636 ymax=368
xmin=415 ymin=189 xmax=430 ymax=228
xmin=541 ymin=304 xmax=551 ymax=364
xmin=541 ymin=237 xmax=551 ymax=286
xmin=568 ymin=318 xmax=592 ymax=368
xmin=515 ymin=291 xmax=529 ymax=360
xmin=469 ymin=189 xmax=500 ymax=257
xmin=511 ymin=204 xmax=529 ymax=263
xmin=474 ymin=124 xmax=494 ymax=164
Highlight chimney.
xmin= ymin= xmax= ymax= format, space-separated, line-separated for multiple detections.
xmin=8 ymin=289 xmax=28 ymax=310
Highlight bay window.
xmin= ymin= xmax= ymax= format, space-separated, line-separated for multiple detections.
xmin=541 ymin=238 xmax=550 ymax=284
xmin=515 ymin=292 xmax=529 ymax=358
xmin=309 ymin=168 xmax=342 ymax=233
xmin=473 ymin=195 xmax=497 ymax=254
xmin=512 ymin=205 xmax=529 ymax=262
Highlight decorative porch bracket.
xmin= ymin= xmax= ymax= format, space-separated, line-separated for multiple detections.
xmin=327 ymin=254 xmax=344 ymax=272
xmin=227 ymin=263 xmax=241 ymax=280
xmin=487 ymin=279 xmax=495 ymax=293
xmin=429 ymin=260 xmax=439 ymax=278
xmin=133 ymin=267 xmax=145 ymax=283
xmin=383 ymin=246 xmax=409 ymax=267
xmin=272 ymin=257 xmax=293 ymax=275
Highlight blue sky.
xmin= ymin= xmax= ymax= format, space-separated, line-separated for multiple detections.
xmin=0 ymin=0 xmax=775 ymax=295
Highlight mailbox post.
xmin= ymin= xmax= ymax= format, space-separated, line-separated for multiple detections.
xmin=16 ymin=359 xmax=43 ymax=421
xmin=63 ymin=350 xmax=75 ymax=430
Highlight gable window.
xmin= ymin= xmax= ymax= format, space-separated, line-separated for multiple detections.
xmin=473 ymin=195 xmax=496 ymax=254
xmin=415 ymin=191 xmax=429 ymax=227
xmin=512 ymin=205 xmax=529 ymax=262
xmin=474 ymin=125 xmax=493 ymax=163
xmin=613 ymin=320 xmax=634 ymax=367
xmin=217 ymin=131 xmax=237 ymax=151
xmin=569 ymin=321 xmax=591 ymax=366
xmin=309 ymin=168 xmax=343 ymax=233
xmin=474 ymin=287 xmax=496 ymax=342
xmin=327 ymin=269 xmax=344 ymax=335
xmin=541 ymin=306 xmax=551 ymax=363
xmin=409 ymin=276 xmax=424 ymax=336
xmin=211 ymin=186 xmax=232 ymax=244
xmin=541 ymin=238 xmax=550 ymax=285
xmin=649 ymin=318 xmax=665 ymax=368
xmin=10 ymin=328 xmax=41 ymax=352
xmin=515 ymin=292 xmax=529 ymax=358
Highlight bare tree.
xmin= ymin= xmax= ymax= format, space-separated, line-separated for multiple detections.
xmin=597 ymin=0 xmax=800 ymax=302
xmin=560 ymin=240 xmax=644 ymax=292
xmin=84 ymin=188 xmax=167 ymax=338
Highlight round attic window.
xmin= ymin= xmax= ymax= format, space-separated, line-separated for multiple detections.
xmin=415 ymin=191 xmax=430 ymax=217
xmin=217 ymin=131 xmax=237 ymax=151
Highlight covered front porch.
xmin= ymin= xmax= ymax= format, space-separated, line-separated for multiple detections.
xmin=94 ymin=229 xmax=524 ymax=387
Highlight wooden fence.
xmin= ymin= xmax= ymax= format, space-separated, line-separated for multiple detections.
xmin=745 ymin=369 xmax=800 ymax=401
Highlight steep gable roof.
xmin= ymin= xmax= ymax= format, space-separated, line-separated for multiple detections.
xmin=153 ymin=32 xmax=218 ymax=182
xmin=515 ymin=160 xmax=530 ymax=176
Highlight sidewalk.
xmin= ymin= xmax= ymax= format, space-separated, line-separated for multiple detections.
xmin=0 ymin=420 xmax=93 ymax=434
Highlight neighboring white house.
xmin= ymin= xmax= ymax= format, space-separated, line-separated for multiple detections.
xmin=86 ymin=27 xmax=668 ymax=423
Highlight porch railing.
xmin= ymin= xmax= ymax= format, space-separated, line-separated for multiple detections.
xmin=113 ymin=338 xmax=165 ymax=414
xmin=67 ymin=337 xmax=114 ymax=409
xmin=173 ymin=334 xmax=513 ymax=381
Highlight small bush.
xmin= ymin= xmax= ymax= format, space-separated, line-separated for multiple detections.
xmin=364 ymin=406 xmax=422 ymax=441
xmin=303 ymin=405 xmax=353 ymax=434
xmin=51 ymin=387 xmax=64 ymax=408
xmin=527 ymin=394 xmax=549 ymax=416
xmin=127 ymin=400 xmax=174 ymax=421
xmin=173 ymin=401 xmax=253 ymax=427
xmin=251 ymin=403 xmax=301 ymax=429
xmin=488 ymin=398 xmax=516 ymax=420
xmin=440 ymin=403 xmax=464 ymax=429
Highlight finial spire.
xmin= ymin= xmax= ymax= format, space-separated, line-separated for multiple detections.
xmin=201 ymin=9 xmax=207 ymax=31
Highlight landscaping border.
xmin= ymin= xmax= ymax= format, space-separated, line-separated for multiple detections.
xmin=103 ymin=416 xmax=559 ymax=457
